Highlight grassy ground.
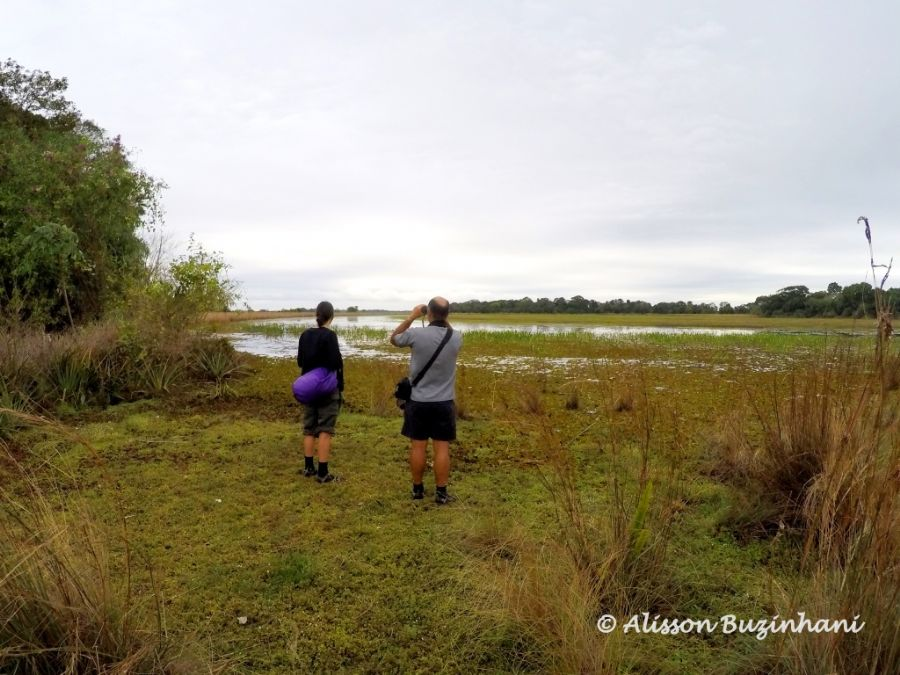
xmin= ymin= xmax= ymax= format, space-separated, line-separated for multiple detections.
xmin=431 ymin=313 xmax=872 ymax=331
xmin=3 ymin=331 xmax=895 ymax=673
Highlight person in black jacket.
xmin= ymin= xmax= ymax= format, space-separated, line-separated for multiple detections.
xmin=297 ymin=301 xmax=344 ymax=483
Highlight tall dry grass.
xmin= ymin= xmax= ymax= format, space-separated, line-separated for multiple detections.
xmin=716 ymin=346 xmax=897 ymax=556
xmin=467 ymin=392 xmax=683 ymax=673
xmin=0 ymin=410 xmax=222 ymax=674
xmin=713 ymin=343 xmax=899 ymax=673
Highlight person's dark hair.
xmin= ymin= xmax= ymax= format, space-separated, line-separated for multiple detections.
xmin=316 ymin=301 xmax=334 ymax=327
xmin=428 ymin=297 xmax=449 ymax=320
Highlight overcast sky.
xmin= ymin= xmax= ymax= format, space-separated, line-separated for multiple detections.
xmin=5 ymin=1 xmax=900 ymax=309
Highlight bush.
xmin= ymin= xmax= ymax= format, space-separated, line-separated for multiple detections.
xmin=0 ymin=321 xmax=245 ymax=412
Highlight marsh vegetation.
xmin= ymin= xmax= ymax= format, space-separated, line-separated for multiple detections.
xmin=2 ymin=318 xmax=897 ymax=673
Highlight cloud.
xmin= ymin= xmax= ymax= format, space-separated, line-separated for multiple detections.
xmin=4 ymin=1 xmax=899 ymax=309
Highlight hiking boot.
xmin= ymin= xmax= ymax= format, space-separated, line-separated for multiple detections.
xmin=317 ymin=473 xmax=338 ymax=484
xmin=412 ymin=488 xmax=425 ymax=501
xmin=434 ymin=491 xmax=456 ymax=505
xmin=301 ymin=467 xmax=317 ymax=478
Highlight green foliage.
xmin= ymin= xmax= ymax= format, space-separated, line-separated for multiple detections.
xmin=46 ymin=349 xmax=92 ymax=407
xmin=268 ymin=552 xmax=315 ymax=590
xmin=125 ymin=236 xmax=240 ymax=337
xmin=451 ymin=296 xmax=749 ymax=314
xmin=168 ymin=236 xmax=239 ymax=313
xmin=0 ymin=323 xmax=246 ymax=413
xmin=754 ymin=282 xmax=898 ymax=318
xmin=0 ymin=59 xmax=161 ymax=328
xmin=138 ymin=354 xmax=184 ymax=396
xmin=450 ymin=281 xmax=897 ymax=317
xmin=627 ymin=479 xmax=654 ymax=561
xmin=0 ymin=380 xmax=29 ymax=439
xmin=192 ymin=338 xmax=246 ymax=398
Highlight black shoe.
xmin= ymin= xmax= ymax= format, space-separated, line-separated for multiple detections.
xmin=435 ymin=491 xmax=456 ymax=505
xmin=317 ymin=473 xmax=338 ymax=484
xmin=302 ymin=467 xmax=316 ymax=478
xmin=412 ymin=489 xmax=424 ymax=501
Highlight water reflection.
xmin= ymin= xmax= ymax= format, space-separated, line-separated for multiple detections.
xmin=223 ymin=314 xmax=758 ymax=361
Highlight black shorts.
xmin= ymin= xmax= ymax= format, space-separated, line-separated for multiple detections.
xmin=401 ymin=400 xmax=456 ymax=441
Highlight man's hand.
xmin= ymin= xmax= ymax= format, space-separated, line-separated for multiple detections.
xmin=391 ymin=305 xmax=425 ymax=346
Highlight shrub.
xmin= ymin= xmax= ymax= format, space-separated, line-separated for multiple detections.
xmin=192 ymin=337 xmax=247 ymax=398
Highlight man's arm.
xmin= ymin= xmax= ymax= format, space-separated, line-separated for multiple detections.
xmin=390 ymin=304 xmax=426 ymax=347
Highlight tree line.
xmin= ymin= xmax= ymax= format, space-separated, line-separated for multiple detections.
xmin=450 ymin=282 xmax=898 ymax=318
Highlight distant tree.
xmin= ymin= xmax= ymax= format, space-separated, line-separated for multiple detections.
xmin=718 ymin=302 xmax=734 ymax=314
xmin=836 ymin=282 xmax=875 ymax=318
xmin=517 ymin=297 xmax=536 ymax=312
xmin=805 ymin=290 xmax=835 ymax=317
xmin=534 ymin=297 xmax=554 ymax=312
xmin=346 ymin=305 xmax=359 ymax=312
xmin=568 ymin=295 xmax=589 ymax=312
xmin=755 ymin=285 xmax=810 ymax=316
xmin=827 ymin=282 xmax=843 ymax=294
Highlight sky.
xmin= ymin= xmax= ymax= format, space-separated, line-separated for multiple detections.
xmin=4 ymin=1 xmax=900 ymax=310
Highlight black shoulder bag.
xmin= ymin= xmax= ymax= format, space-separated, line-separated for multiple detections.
xmin=394 ymin=328 xmax=453 ymax=409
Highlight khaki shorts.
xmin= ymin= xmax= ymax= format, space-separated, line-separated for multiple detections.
xmin=302 ymin=391 xmax=342 ymax=436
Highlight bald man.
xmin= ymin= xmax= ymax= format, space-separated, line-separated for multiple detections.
xmin=390 ymin=297 xmax=463 ymax=504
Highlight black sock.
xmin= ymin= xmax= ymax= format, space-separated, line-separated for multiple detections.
xmin=304 ymin=456 xmax=315 ymax=471
xmin=413 ymin=483 xmax=424 ymax=495
xmin=436 ymin=485 xmax=447 ymax=496
xmin=317 ymin=461 xmax=329 ymax=478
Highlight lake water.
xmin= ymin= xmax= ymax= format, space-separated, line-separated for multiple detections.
xmin=224 ymin=314 xmax=758 ymax=361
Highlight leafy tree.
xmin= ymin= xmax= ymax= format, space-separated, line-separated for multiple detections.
xmin=568 ymin=295 xmax=589 ymax=312
xmin=0 ymin=59 xmax=161 ymax=327
xmin=137 ymin=236 xmax=238 ymax=322
xmin=755 ymin=285 xmax=810 ymax=316
xmin=835 ymin=282 xmax=875 ymax=318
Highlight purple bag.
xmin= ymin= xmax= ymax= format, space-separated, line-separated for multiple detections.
xmin=292 ymin=367 xmax=338 ymax=404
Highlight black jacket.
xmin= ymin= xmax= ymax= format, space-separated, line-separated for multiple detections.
xmin=297 ymin=327 xmax=344 ymax=391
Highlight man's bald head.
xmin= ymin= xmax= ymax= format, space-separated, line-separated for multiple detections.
xmin=428 ymin=296 xmax=450 ymax=320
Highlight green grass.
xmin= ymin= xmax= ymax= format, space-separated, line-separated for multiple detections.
xmin=4 ymin=332 xmax=896 ymax=673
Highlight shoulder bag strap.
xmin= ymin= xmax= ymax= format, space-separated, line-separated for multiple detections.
xmin=411 ymin=328 xmax=453 ymax=387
